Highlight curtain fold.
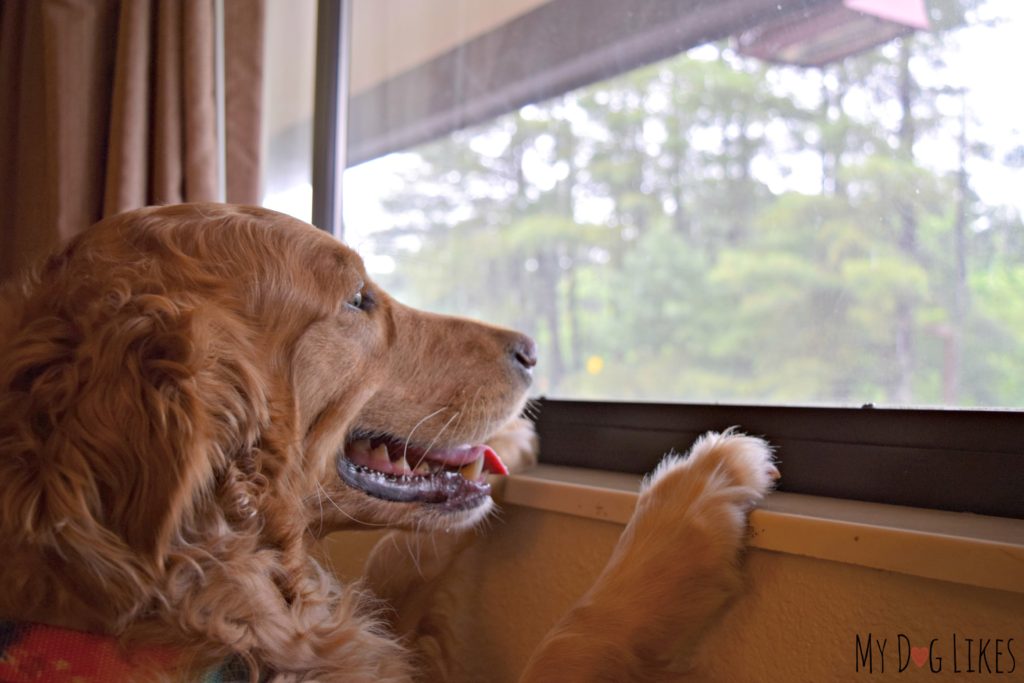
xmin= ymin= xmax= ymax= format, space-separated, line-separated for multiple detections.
xmin=0 ymin=0 xmax=265 ymax=281
xmin=224 ymin=0 xmax=264 ymax=204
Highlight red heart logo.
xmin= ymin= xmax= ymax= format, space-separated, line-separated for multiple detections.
xmin=911 ymin=646 xmax=929 ymax=668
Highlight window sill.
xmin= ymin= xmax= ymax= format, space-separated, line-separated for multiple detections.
xmin=493 ymin=464 xmax=1024 ymax=595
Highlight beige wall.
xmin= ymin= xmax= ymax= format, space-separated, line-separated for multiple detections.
xmin=323 ymin=504 xmax=1024 ymax=682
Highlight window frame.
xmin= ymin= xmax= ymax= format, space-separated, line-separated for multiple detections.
xmin=535 ymin=398 xmax=1023 ymax=519
xmin=311 ymin=0 xmax=1024 ymax=521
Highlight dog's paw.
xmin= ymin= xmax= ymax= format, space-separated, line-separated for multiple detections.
xmin=485 ymin=416 xmax=538 ymax=474
xmin=645 ymin=429 xmax=777 ymax=509
xmin=625 ymin=430 xmax=777 ymax=569
xmin=525 ymin=432 xmax=777 ymax=679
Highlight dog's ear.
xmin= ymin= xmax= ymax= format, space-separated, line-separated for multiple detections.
xmin=0 ymin=258 xmax=267 ymax=596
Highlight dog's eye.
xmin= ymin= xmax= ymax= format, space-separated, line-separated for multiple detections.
xmin=346 ymin=287 xmax=373 ymax=312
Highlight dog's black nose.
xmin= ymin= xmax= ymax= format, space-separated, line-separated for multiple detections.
xmin=510 ymin=335 xmax=538 ymax=372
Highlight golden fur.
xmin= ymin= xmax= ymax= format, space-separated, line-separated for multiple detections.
xmin=0 ymin=204 xmax=776 ymax=681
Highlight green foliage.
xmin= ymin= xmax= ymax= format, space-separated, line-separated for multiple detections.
xmin=362 ymin=1 xmax=1023 ymax=407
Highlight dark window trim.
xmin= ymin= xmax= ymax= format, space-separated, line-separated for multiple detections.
xmin=535 ymin=398 xmax=1024 ymax=519
xmin=319 ymin=2 xmax=1024 ymax=521
xmin=312 ymin=0 xmax=352 ymax=239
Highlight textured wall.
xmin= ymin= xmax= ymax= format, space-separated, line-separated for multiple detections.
xmin=323 ymin=505 xmax=1024 ymax=682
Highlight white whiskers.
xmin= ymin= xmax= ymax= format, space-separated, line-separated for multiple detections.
xmin=402 ymin=406 xmax=447 ymax=462
xmin=414 ymin=410 xmax=461 ymax=469
xmin=314 ymin=481 xmax=389 ymax=528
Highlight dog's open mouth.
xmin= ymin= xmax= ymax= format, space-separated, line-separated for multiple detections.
xmin=337 ymin=434 xmax=509 ymax=510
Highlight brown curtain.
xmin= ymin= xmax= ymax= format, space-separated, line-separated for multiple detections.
xmin=0 ymin=0 xmax=265 ymax=281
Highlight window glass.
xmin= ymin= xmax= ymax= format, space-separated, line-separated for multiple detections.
xmin=343 ymin=0 xmax=1023 ymax=408
xmin=261 ymin=0 xmax=316 ymax=223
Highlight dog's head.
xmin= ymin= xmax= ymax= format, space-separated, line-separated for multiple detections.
xmin=0 ymin=204 xmax=533 ymax=615
xmin=286 ymin=225 xmax=537 ymax=532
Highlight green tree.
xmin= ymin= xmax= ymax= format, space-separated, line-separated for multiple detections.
xmin=355 ymin=0 xmax=1024 ymax=407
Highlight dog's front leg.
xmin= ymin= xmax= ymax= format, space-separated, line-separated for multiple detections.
xmin=519 ymin=431 xmax=777 ymax=682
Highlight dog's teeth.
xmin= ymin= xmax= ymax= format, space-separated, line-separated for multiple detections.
xmin=394 ymin=454 xmax=411 ymax=473
xmin=413 ymin=461 xmax=431 ymax=475
xmin=370 ymin=443 xmax=389 ymax=467
xmin=459 ymin=457 xmax=484 ymax=481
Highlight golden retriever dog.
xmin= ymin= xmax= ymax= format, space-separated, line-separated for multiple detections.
xmin=0 ymin=204 xmax=776 ymax=682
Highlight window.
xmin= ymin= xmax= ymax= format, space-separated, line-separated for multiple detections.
xmin=261 ymin=0 xmax=316 ymax=224
xmin=264 ymin=0 xmax=1023 ymax=518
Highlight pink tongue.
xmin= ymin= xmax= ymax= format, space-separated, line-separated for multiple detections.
xmin=483 ymin=446 xmax=508 ymax=476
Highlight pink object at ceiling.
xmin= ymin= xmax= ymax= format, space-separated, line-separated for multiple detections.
xmin=845 ymin=0 xmax=930 ymax=30
xmin=735 ymin=0 xmax=931 ymax=66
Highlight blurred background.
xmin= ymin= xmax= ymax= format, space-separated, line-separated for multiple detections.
xmin=263 ymin=0 xmax=1024 ymax=408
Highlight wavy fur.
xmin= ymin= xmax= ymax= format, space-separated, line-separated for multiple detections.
xmin=0 ymin=204 xmax=775 ymax=682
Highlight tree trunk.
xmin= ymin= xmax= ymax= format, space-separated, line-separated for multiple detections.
xmin=893 ymin=37 xmax=918 ymax=404
xmin=945 ymin=92 xmax=970 ymax=404
xmin=539 ymin=252 xmax=566 ymax=390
